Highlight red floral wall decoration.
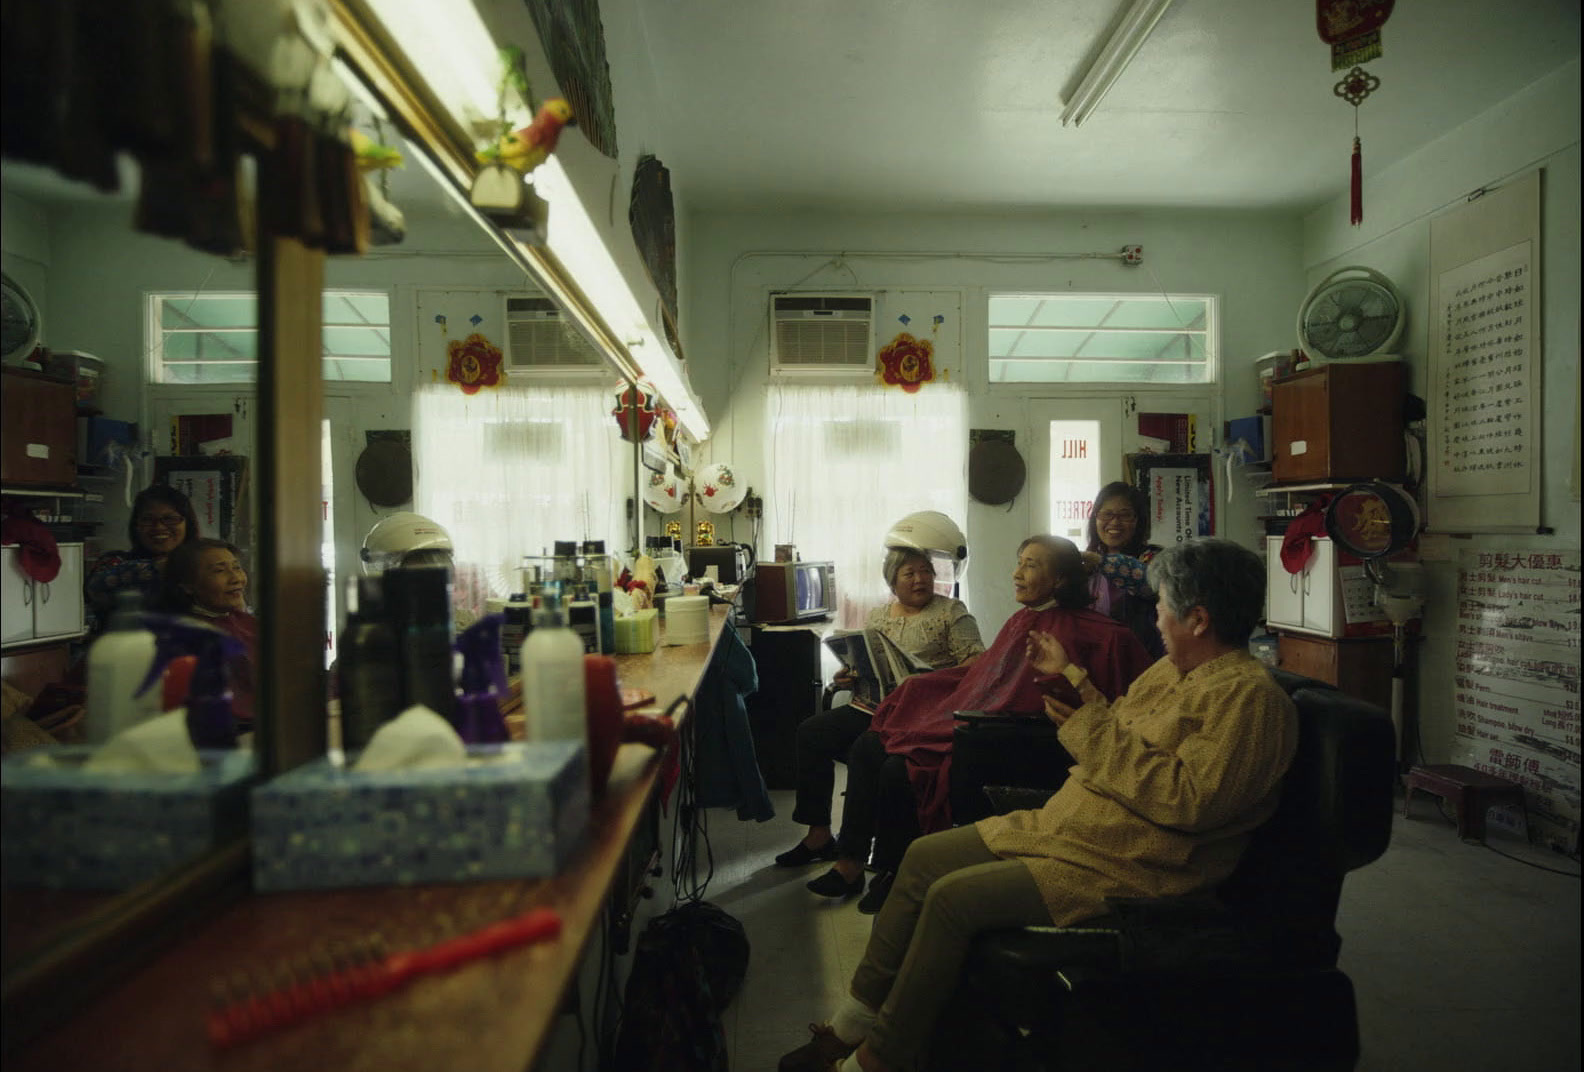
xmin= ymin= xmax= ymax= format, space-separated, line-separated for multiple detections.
xmin=445 ymin=332 xmax=505 ymax=394
xmin=877 ymin=331 xmax=936 ymax=393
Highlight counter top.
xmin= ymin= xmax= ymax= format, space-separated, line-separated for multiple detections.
xmin=12 ymin=607 xmax=732 ymax=1072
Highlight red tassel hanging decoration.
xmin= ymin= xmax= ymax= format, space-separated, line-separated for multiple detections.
xmin=1350 ymin=135 xmax=1363 ymax=226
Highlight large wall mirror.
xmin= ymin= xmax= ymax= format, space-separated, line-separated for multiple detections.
xmin=1 ymin=2 xmax=643 ymax=1043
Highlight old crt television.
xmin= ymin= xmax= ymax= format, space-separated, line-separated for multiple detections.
xmin=750 ymin=561 xmax=836 ymax=623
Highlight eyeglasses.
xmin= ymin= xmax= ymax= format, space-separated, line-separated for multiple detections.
xmin=137 ymin=513 xmax=186 ymax=530
xmin=1095 ymin=511 xmax=1137 ymax=524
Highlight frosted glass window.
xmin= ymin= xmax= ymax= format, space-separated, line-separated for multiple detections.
xmin=148 ymin=291 xmax=392 ymax=384
xmin=988 ymin=294 xmax=1216 ymax=385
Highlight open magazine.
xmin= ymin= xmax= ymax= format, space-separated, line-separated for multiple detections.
xmin=823 ymin=628 xmax=937 ymax=712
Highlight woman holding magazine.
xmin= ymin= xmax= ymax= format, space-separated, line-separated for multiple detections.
xmin=775 ymin=547 xmax=984 ymax=892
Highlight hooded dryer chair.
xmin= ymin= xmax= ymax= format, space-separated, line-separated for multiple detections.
xmin=933 ymin=671 xmax=1396 ymax=1072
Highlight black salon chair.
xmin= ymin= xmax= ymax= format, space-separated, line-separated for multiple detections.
xmin=932 ymin=671 xmax=1396 ymax=1072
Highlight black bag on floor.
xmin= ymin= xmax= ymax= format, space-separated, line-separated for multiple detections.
xmin=611 ymin=900 xmax=750 ymax=1072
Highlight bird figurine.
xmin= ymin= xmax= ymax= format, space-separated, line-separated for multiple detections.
xmin=478 ymin=99 xmax=575 ymax=175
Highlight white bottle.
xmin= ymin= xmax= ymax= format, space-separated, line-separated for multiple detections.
xmin=85 ymin=590 xmax=161 ymax=744
xmin=520 ymin=595 xmax=588 ymax=746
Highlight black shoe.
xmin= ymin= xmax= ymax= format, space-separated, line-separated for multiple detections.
xmin=806 ymin=867 xmax=865 ymax=898
xmin=775 ymin=838 xmax=840 ymax=868
xmin=779 ymin=1022 xmax=857 ymax=1072
xmin=857 ymin=870 xmax=894 ymax=915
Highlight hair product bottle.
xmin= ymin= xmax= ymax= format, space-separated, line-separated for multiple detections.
xmin=85 ymin=590 xmax=161 ymax=743
xmin=520 ymin=592 xmax=587 ymax=747
xmin=338 ymin=576 xmax=402 ymax=752
xmin=384 ymin=566 xmax=456 ymax=722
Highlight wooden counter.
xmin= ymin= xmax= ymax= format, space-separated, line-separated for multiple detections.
xmin=11 ymin=607 xmax=731 ymax=1072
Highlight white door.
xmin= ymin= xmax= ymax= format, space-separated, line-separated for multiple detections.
xmin=33 ymin=543 xmax=84 ymax=638
xmin=1265 ymin=536 xmax=1304 ymax=629
xmin=2 ymin=546 xmax=34 ymax=645
xmin=1302 ymin=538 xmax=1337 ymax=636
xmin=1029 ymin=398 xmax=1126 ymax=545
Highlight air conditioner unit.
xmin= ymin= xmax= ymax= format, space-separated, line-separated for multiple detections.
xmin=503 ymin=295 xmax=605 ymax=374
xmin=770 ymin=293 xmax=874 ymax=374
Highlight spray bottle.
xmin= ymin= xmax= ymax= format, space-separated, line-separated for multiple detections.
xmin=85 ymin=590 xmax=162 ymax=744
xmin=134 ymin=615 xmax=247 ymax=749
xmin=454 ymin=613 xmax=509 ymax=744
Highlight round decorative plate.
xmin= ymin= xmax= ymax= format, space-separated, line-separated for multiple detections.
xmin=695 ymin=462 xmax=746 ymax=513
xmin=642 ymin=469 xmax=683 ymax=514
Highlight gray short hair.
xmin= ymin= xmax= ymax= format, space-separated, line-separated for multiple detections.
xmin=1147 ymin=538 xmax=1265 ymax=646
xmin=882 ymin=548 xmax=933 ymax=590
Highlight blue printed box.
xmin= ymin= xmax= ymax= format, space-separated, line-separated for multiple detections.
xmin=250 ymin=742 xmax=589 ymax=892
xmin=0 ymin=749 xmax=257 ymax=890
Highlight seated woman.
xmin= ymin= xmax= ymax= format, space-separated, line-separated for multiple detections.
xmin=159 ymin=538 xmax=257 ymax=729
xmin=777 ymin=546 xmax=984 ymax=873
xmin=779 ymin=538 xmax=1299 ymax=1072
xmin=1083 ymin=481 xmax=1164 ymax=657
xmin=808 ymin=535 xmax=1153 ymax=908
xmin=84 ymin=485 xmax=201 ymax=627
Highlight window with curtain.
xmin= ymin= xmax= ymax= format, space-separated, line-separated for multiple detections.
xmin=414 ymin=382 xmax=627 ymax=622
xmin=766 ymin=384 xmax=968 ymax=627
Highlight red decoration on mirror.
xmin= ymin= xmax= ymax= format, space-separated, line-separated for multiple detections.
xmin=612 ymin=383 xmax=659 ymax=442
xmin=877 ymin=332 xmax=936 ymax=394
xmin=445 ymin=333 xmax=505 ymax=394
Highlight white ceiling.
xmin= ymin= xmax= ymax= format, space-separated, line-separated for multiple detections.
xmin=633 ymin=0 xmax=1581 ymax=213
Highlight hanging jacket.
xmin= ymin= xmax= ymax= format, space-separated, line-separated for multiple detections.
xmin=694 ymin=619 xmax=775 ymax=821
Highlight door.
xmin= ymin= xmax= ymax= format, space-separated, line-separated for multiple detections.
xmin=1301 ymin=538 xmax=1337 ymax=636
xmin=33 ymin=543 xmax=84 ymax=638
xmin=1265 ymin=536 xmax=1304 ymax=629
xmin=1029 ymin=398 xmax=1125 ymax=544
xmin=2 ymin=546 xmax=33 ymax=645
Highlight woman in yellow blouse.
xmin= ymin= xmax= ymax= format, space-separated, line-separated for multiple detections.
xmin=779 ymin=538 xmax=1298 ymax=1072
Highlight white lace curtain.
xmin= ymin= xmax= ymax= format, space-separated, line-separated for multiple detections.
xmin=414 ymin=382 xmax=627 ymax=621
xmin=766 ymin=384 xmax=968 ymax=627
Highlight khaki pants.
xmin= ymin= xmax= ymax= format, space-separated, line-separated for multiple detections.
xmin=851 ymin=824 xmax=1050 ymax=1070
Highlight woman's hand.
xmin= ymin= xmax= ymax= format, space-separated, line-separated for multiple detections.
xmin=1026 ymin=630 xmax=1070 ymax=676
xmin=1042 ymin=694 xmax=1075 ymax=726
xmin=833 ymin=667 xmax=857 ymax=688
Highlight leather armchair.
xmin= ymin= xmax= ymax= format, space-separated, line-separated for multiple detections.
xmin=933 ymin=670 xmax=1396 ymax=1072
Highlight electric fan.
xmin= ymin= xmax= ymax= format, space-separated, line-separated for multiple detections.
xmin=1297 ymin=265 xmax=1404 ymax=365
xmin=1 ymin=272 xmax=42 ymax=367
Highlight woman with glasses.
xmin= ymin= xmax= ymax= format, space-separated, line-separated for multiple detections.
xmin=1082 ymin=481 xmax=1163 ymax=657
xmin=84 ymin=485 xmax=201 ymax=626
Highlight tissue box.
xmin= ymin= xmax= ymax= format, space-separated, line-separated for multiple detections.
xmin=614 ymin=609 xmax=659 ymax=654
xmin=251 ymin=741 xmax=589 ymax=891
xmin=0 ymin=749 xmax=256 ymax=890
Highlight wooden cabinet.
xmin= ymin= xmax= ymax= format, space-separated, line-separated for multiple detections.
xmin=1271 ymin=363 xmax=1405 ymax=483
xmin=745 ymin=626 xmax=823 ymax=789
xmin=1 ymin=368 xmax=77 ymax=487
xmin=1276 ymin=632 xmax=1395 ymax=713
xmin=1 ymin=542 xmax=85 ymax=648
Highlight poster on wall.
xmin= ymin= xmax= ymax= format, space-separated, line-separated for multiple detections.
xmin=155 ymin=456 xmax=252 ymax=563
xmin=1128 ymin=453 xmax=1214 ymax=545
xmin=1427 ymin=170 xmax=1542 ymax=532
xmin=1449 ymin=549 xmax=1581 ymax=853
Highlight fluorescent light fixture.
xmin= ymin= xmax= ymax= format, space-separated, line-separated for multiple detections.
xmin=361 ymin=0 xmax=525 ymax=133
xmin=1060 ymin=0 xmax=1175 ymax=127
xmin=534 ymin=158 xmax=710 ymax=442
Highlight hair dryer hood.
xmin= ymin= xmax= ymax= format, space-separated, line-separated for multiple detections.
xmin=885 ymin=510 xmax=968 ymax=577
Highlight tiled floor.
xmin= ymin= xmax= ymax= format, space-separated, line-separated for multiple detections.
xmin=708 ymin=777 xmax=1581 ymax=1072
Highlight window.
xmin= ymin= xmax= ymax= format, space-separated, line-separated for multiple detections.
xmin=988 ymin=293 xmax=1215 ymax=385
xmin=148 ymin=291 xmax=392 ymax=384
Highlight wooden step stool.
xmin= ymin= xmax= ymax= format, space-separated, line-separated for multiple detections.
xmin=1403 ymin=764 xmax=1527 ymax=843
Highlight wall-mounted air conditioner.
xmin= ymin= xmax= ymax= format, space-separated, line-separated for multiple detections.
xmin=770 ymin=293 xmax=874 ymax=374
xmin=503 ymin=295 xmax=605 ymax=374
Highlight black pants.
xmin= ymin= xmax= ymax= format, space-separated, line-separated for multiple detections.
xmin=844 ymin=730 xmax=921 ymax=871
xmin=791 ymin=704 xmax=871 ymax=829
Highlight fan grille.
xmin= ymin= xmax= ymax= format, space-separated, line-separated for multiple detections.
xmin=1302 ymin=280 xmax=1400 ymax=359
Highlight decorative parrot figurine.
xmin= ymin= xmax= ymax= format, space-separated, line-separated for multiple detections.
xmin=477 ymin=99 xmax=575 ymax=175
xmin=349 ymin=128 xmax=404 ymax=172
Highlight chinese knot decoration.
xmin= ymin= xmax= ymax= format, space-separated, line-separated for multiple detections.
xmin=612 ymin=383 xmax=659 ymax=442
xmin=445 ymin=333 xmax=504 ymax=394
xmin=1318 ymin=1 xmax=1393 ymax=227
xmin=877 ymin=332 xmax=936 ymax=393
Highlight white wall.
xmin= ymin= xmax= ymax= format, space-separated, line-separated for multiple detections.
xmin=1301 ymin=59 xmax=1582 ymax=764
xmin=684 ymin=208 xmax=1306 ymax=634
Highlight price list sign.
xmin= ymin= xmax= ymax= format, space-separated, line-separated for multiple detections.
xmin=1450 ymin=550 xmax=1580 ymax=853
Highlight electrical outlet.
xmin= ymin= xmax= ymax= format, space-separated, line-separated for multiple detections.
xmin=740 ymin=492 xmax=763 ymax=518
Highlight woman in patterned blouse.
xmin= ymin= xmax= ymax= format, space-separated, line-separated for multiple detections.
xmin=84 ymin=485 xmax=200 ymax=628
xmin=774 ymin=548 xmax=984 ymax=880
xmin=1083 ymin=481 xmax=1163 ymax=657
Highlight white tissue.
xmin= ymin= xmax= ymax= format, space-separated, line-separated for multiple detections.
xmin=351 ymin=705 xmax=468 ymax=773
xmin=82 ymin=710 xmax=202 ymax=774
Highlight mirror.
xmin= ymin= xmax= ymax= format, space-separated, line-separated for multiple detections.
xmin=0 ymin=151 xmax=260 ymax=974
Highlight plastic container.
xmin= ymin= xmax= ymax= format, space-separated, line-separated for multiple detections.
xmin=46 ymin=350 xmax=107 ymax=409
xmin=520 ymin=595 xmax=587 ymax=746
xmin=664 ymin=595 xmax=710 ymax=646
